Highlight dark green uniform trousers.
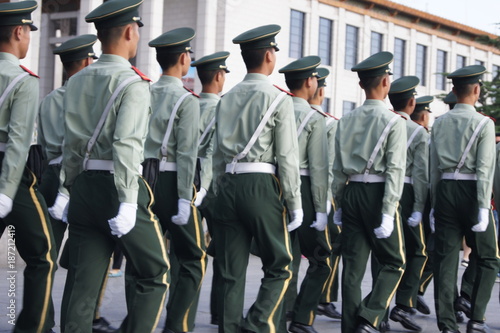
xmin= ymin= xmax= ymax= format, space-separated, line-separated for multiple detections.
xmin=293 ymin=176 xmax=332 ymax=325
xmin=213 ymin=173 xmax=293 ymax=333
xmin=320 ymin=200 xmax=341 ymax=304
xmin=434 ymin=180 xmax=500 ymax=331
xmin=62 ymin=171 xmax=169 ymax=333
xmin=418 ymin=192 xmax=433 ymax=297
xmin=1 ymin=164 xmax=57 ymax=333
xmin=284 ymin=232 xmax=301 ymax=313
xmin=395 ymin=184 xmax=427 ymax=308
xmin=153 ymin=171 xmax=207 ymax=332
xmin=341 ymin=182 xmax=405 ymax=333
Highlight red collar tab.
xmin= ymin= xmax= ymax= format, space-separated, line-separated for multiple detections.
xmin=131 ymin=66 xmax=151 ymax=82
xmin=19 ymin=65 xmax=39 ymax=78
xmin=274 ymin=85 xmax=294 ymax=96
xmin=184 ymin=86 xmax=200 ymax=98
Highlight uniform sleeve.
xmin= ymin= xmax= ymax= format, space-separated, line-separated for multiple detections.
xmin=0 ymin=77 xmax=38 ymax=199
xmin=211 ymin=108 xmax=224 ymax=195
xmin=308 ymin=115 xmax=328 ymax=213
xmin=332 ymin=124 xmax=347 ymax=210
xmin=381 ymin=118 xmax=406 ymax=217
xmin=411 ymin=130 xmax=429 ymax=213
xmin=175 ymin=96 xmax=200 ymax=200
xmin=326 ymin=122 xmax=337 ymax=201
xmin=200 ymin=129 xmax=215 ymax=190
xmin=429 ymin=132 xmax=440 ymax=209
xmin=112 ymin=80 xmax=151 ymax=204
xmin=37 ymin=99 xmax=48 ymax=159
xmin=274 ymin=96 xmax=302 ymax=210
xmin=493 ymin=144 xmax=500 ymax=211
xmin=475 ymin=120 xmax=495 ymax=209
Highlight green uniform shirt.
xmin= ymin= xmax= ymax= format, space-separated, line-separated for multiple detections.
xmin=197 ymin=92 xmax=219 ymax=190
xmin=212 ymin=73 xmax=302 ymax=210
xmin=493 ymin=143 xmax=500 ymax=211
xmin=332 ymin=99 xmax=406 ymax=217
xmin=144 ymin=75 xmax=200 ymax=200
xmin=63 ymin=54 xmax=151 ymax=204
xmin=39 ymin=83 xmax=65 ymax=162
xmin=294 ymin=98 xmax=328 ymax=213
xmin=430 ymin=103 xmax=495 ymax=209
xmin=0 ymin=52 xmax=39 ymax=199
xmin=396 ymin=111 xmax=429 ymax=213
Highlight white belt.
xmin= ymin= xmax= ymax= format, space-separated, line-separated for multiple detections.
xmin=300 ymin=169 xmax=310 ymax=176
xmin=0 ymin=142 xmax=5 ymax=152
xmin=159 ymin=161 xmax=177 ymax=172
xmin=86 ymin=159 xmax=114 ymax=172
xmin=349 ymin=174 xmax=386 ymax=183
xmin=225 ymin=162 xmax=276 ymax=175
xmin=441 ymin=172 xmax=477 ymax=181
xmin=49 ymin=155 xmax=63 ymax=165
xmin=404 ymin=176 xmax=413 ymax=184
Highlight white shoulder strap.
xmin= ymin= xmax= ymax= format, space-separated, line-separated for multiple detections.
xmin=326 ymin=117 xmax=335 ymax=126
xmin=226 ymin=91 xmax=287 ymax=173
xmin=363 ymin=114 xmax=400 ymax=178
xmin=198 ymin=116 xmax=216 ymax=146
xmin=160 ymin=92 xmax=192 ymax=161
xmin=454 ymin=117 xmax=489 ymax=175
xmin=407 ymin=126 xmax=424 ymax=149
xmin=297 ymin=108 xmax=317 ymax=138
xmin=0 ymin=72 xmax=29 ymax=108
xmin=83 ymin=75 xmax=141 ymax=169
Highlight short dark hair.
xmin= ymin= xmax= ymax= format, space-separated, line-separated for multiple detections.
xmin=62 ymin=58 xmax=86 ymax=74
xmin=156 ymin=52 xmax=184 ymax=71
xmin=359 ymin=74 xmax=386 ymax=91
xmin=197 ymin=69 xmax=223 ymax=85
xmin=241 ymin=47 xmax=272 ymax=71
xmin=453 ymin=83 xmax=475 ymax=99
xmin=97 ymin=25 xmax=126 ymax=46
xmin=0 ymin=26 xmax=18 ymax=44
xmin=410 ymin=110 xmax=423 ymax=122
xmin=285 ymin=78 xmax=306 ymax=92
xmin=389 ymin=96 xmax=412 ymax=112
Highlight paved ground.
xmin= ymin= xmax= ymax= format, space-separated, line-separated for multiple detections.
xmin=0 ymin=232 xmax=499 ymax=333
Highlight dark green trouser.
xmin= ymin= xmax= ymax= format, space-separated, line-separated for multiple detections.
xmin=213 ymin=173 xmax=293 ymax=333
xmin=293 ymin=176 xmax=332 ymax=325
xmin=63 ymin=172 xmax=169 ymax=333
xmin=153 ymin=171 xmax=207 ymax=332
xmin=418 ymin=192 xmax=434 ymax=296
xmin=341 ymin=182 xmax=405 ymax=333
xmin=395 ymin=184 xmax=427 ymax=308
xmin=1 ymin=164 xmax=57 ymax=333
xmin=320 ymin=200 xmax=342 ymax=304
xmin=284 ymin=232 xmax=301 ymax=312
xmin=434 ymin=180 xmax=500 ymax=331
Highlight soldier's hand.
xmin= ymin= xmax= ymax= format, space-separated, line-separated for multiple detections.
xmin=472 ymin=208 xmax=489 ymax=232
xmin=310 ymin=212 xmax=328 ymax=231
xmin=287 ymin=209 xmax=303 ymax=232
xmin=429 ymin=209 xmax=435 ymax=233
xmin=374 ymin=214 xmax=394 ymax=239
xmin=194 ymin=187 xmax=207 ymax=207
xmin=407 ymin=211 xmax=422 ymax=227
xmin=0 ymin=193 xmax=13 ymax=218
xmin=333 ymin=208 xmax=342 ymax=227
xmin=48 ymin=192 xmax=69 ymax=221
xmin=108 ymin=202 xmax=137 ymax=238
xmin=172 ymin=198 xmax=191 ymax=225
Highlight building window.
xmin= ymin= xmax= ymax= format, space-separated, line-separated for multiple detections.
xmin=475 ymin=60 xmax=485 ymax=66
xmin=322 ymin=97 xmax=331 ymax=114
xmin=42 ymin=0 xmax=80 ymax=13
xmin=343 ymin=101 xmax=356 ymax=115
xmin=456 ymin=55 xmax=466 ymax=69
xmin=345 ymin=25 xmax=359 ymax=70
xmin=289 ymin=10 xmax=305 ymax=59
xmin=318 ymin=18 xmax=333 ymax=65
xmin=370 ymin=32 xmax=383 ymax=55
xmin=416 ymin=44 xmax=427 ymax=86
xmin=493 ymin=65 xmax=500 ymax=80
xmin=393 ymin=38 xmax=406 ymax=79
xmin=436 ymin=50 xmax=447 ymax=90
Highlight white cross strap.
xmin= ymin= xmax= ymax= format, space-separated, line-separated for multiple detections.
xmin=453 ymin=117 xmax=489 ymax=179
xmin=0 ymin=72 xmax=29 ymax=109
xmin=198 ymin=116 xmax=216 ymax=146
xmin=407 ymin=126 xmax=424 ymax=149
xmin=160 ymin=92 xmax=192 ymax=163
xmin=297 ymin=108 xmax=317 ymax=137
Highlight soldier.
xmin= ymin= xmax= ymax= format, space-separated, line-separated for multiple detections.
xmin=430 ymin=64 xmax=500 ymax=333
xmin=212 ymin=24 xmax=303 ymax=332
xmin=190 ymin=51 xmax=231 ymax=326
xmin=279 ymin=56 xmax=331 ymax=333
xmin=0 ymin=2 xmax=57 ymax=332
xmin=309 ymin=68 xmax=342 ymax=321
xmin=387 ymin=76 xmax=429 ymax=332
xmin=145 ymin=27 xmax=206 ymax=333
xmin=60 ymin=0 xmax=169 ymax=331
xmin=332 ymin=51 xmax=406 ymax=333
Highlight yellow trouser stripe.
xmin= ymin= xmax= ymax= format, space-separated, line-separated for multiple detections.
xmin=384 ymin=206 xmax=406 ymax=309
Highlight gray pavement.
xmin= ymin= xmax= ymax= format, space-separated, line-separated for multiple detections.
xmin=0 ymin=233 xmax=499 ymax=333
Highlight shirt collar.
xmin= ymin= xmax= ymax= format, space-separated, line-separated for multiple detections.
xmin=243 ymin=73 xmax=270 ymax=82
xmin=0 ymin=52 xmax=20 ymax=65
xmin=97 ymin=54 xmax=132 ymax=66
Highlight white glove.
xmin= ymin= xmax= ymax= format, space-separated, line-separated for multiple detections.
xmin=374 ymin=214 xmax=394 ymax=239
xmin=108 ymin=202 xmax=137 ymax=238
xmin=326 ymin=200 xmax=332 ymax=215
xmin=194 ymin=187 xmax=207 ymax=207
xmin=62 ymin=203 xmax=69 ymax=224
xmin=171 ymin=198 xmax=191 ymax=225
xmin=48 ymin=192 xmax=69 ymax=220
xmin=472 ymin=208 xmax=489 ymax=232
xmin=287 ymin=209 xmax=303 ymax=232
xmin=0 ymin=193 xmax=13 ymax=218
xmin=407 ymin=211 xmax=422 ymax=227
xmin=430 ymin=209 xmax=435 ymax=233
xmin=310 ymin=212 xmax=328 ymax=231
xmin=333 ymin=208 xmax=342 ymax=226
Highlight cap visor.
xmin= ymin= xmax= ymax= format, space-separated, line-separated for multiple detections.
xmin=136 ymin=21 xmax=144 ymax=28
xmin=29 ymin=24 xmax=38 ymax=31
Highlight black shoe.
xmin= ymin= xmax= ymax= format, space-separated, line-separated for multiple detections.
xmin=317 ymin=302 xmax=342 ymax=319
xmin=211 ymin=314 xmax=219 ymax=326
xmin=442 ymin=329 xmax=461 ymax=333
xmin=389 ymin=306 xmax=422 ymax=332
xmin=288 ymin=322 xmax=319 ymax=333
xmin=286 ymin=311 xmax=293 ymax=322
xmin=466 ymin=321 xmax=492 ymax=333
xmin=241 ymin=329 xmax=256 ymax=333
xmin=380 ymin=321 xmax=391 ymax=333
xmin=92 ymin=317 xmax=118 ymax=333
xmin=355 ymin=323 xmax=379 ymax=333
xmin=454 ymin=296 xmax=472 ymax=319
xmin=416 ymin=295 xmax=431 ymax=315
xmin=456 ymin=311 xmax=465 ymax=323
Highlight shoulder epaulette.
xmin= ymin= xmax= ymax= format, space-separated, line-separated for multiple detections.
xmin=424 ymin=126 xmax=429 ymax=132
xmin=390 ymin=109 xmax=406 ymax=120
xmin=131 ymin=66 xmax=151 ymax=82
xmin=184 ymin=86 xmax=200 ymax=98
xmin=311 ymin=107 xmax=328 ymax=118
xmin=478 ymin=112 xmax=496 ymax=123
xmin=19 ymin=65 xmax=39 ymax=78
xmin=324 ymin=112 xmax=339 ymax=120
xmin=274 ymin=85 xmax=294 ymax=96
